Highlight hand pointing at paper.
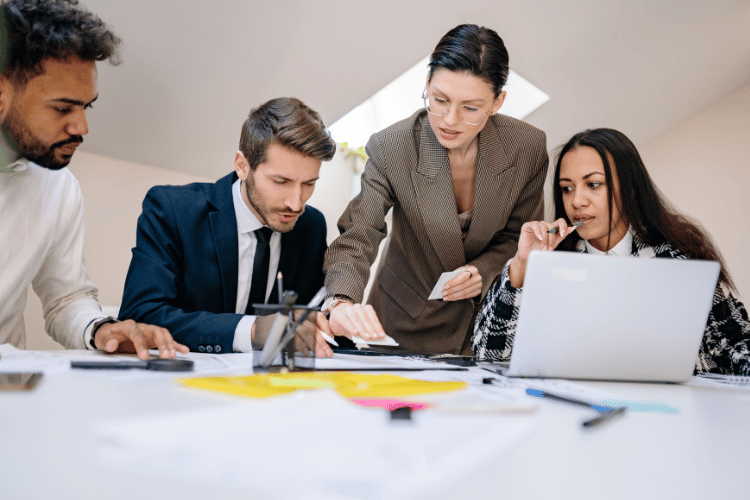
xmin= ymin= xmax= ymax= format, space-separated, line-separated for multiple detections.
xmin=328 ymin=302 xmax=387 ymax=342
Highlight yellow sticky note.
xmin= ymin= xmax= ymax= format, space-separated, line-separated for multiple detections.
xmin=179 ymin=372 xmax=466 ymax=400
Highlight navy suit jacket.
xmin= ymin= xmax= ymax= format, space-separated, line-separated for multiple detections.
xmin=118 ymin=172 xmax=327 ymax=353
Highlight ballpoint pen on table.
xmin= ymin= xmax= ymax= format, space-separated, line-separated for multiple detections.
xmin=581 ymin=406 xmax=627 ymax=427
xmin=547 ymin=220 xmax=584 ymax=234
xmin=526 ymin=388 xmax=627 ymax=428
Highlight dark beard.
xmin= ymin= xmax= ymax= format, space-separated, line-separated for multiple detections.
xmin=2 ymin=104 xmax=83 ymax=170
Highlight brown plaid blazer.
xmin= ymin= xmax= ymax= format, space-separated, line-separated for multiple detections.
xmin=323 ymin=109 xmax=548 ymax=354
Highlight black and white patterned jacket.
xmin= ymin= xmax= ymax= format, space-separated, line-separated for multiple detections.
xmin=472 ymin=234 xmax=750 ymax=376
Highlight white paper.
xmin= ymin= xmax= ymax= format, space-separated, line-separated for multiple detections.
xmin=351 ymin=333 xmax=399 ymax=346
xmin=428 ymin=269 xmax=468 ymax=300
xmin=477 ymin=367 xmax=628 ymax=404
xmin=314 ymin=352 xmax=456 ymax=371
xmin=74 ymin=351 xmax=257 ymax=381
xmin=96 ymin=389 xmax=537 ymax=500
xmin=687 ymin=373 xmax=750 ymax=390
xmin=0 ymin=344 xmax=72 ymax=374
xmin=0 ymin=345 xmax=257 ymax=380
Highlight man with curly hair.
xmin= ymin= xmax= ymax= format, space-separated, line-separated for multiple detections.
xmin=0 ymin=0 xmax=188 ymax=358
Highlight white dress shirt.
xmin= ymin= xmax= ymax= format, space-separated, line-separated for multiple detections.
xmin=0 ymin=137 xmax=104 ymax=349
xmin=584 ymin=228 xmax=633 ymax=257
xmin=231 ymin=179 xmax=281 ymax=352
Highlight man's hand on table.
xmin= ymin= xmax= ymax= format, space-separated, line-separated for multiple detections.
xmin=94 ymin=320 xmax=189 ymax=360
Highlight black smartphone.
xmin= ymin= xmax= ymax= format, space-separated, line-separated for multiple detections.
xmin=428 ymin=355 xmax=477 ymax=366
xmin=0 ymin=372 xmax=43 ymax=391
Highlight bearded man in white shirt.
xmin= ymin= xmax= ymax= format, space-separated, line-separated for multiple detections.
xmin=0 ymin=0 xmax=187 ymax=359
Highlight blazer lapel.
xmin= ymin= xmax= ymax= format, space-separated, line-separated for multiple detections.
xmin=412 ymin=118 xmax=466 ymax=272
xmin=464 ymin=119 xmax=513 ymax=260
xmin=208 ymin=173 xmax=240 ymax=313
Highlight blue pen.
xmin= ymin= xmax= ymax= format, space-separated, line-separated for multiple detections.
xmin=526 ymin=388 xmax=626 ymax=428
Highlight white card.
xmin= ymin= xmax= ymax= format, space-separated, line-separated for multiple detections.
xmin=428 ymin=269 xmax=468 ymax=300
xmin=351 ymin=334 xmax=400 ymax=347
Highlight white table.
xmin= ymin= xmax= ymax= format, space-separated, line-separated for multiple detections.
xmin=2 ymin=350 xmax=748 ymax=500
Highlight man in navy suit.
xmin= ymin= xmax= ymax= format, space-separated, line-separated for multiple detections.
xmin=119 ymin=98 xmax=337 ymax=357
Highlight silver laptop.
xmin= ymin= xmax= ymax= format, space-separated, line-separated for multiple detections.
xmin=507 ymin=251 xmax=720 ymax=382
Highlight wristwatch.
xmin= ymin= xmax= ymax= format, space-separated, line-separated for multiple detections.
xmin=90 ymin=316 xmax=118 ymax=348
xmin=321 ymin=295 xmax=353 ymax=316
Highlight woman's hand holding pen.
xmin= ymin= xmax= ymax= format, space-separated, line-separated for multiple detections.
xmin=509 ymin=219 xmax=580 ymax=288
xmin=442 ymin=265 xmax=482 ymax=301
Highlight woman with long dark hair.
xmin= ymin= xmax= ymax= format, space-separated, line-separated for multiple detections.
xmin=473 ymin=128 xmax=750 ymax=375
xmin=323 ymin=24 xmax=548 ymax=354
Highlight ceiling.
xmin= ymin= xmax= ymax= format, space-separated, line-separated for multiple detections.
xmin=80 ymin=0 xmax=750 ymax=179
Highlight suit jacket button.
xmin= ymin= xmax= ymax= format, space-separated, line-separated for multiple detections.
xmin=214 ymin=345 xmax=222 ymax=353
xmin=198 ymin=345 xmax=206 ymax=353
xmin=206 ymin=345 xmax=213 ymax=353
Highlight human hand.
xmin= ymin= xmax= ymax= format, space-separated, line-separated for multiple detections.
xmin=328 ymin=302 xmax=386 ymax=341
xmin=509 ymin=218 xmax=578 ymax=287
xmin=94 ymin=320 xmax=189 ymax=360
xmin=442 ymin=265 xmax=482 ymax=301
xmin=252 ymin=311 xmax=334 ymax=358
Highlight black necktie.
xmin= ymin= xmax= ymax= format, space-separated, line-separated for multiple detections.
xmin=246 ymin=227 xmax=273 ymax=315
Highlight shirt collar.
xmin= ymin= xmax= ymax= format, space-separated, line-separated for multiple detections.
xmin=0 ymin=160 xmax=28 ymax=174
xmin=585 ymin=228 xmax=633 ymax=257
xmin=0 ymin=129 xmax=28 ymax=174
xmin=232 ymin=178 xmax=266 ymax=234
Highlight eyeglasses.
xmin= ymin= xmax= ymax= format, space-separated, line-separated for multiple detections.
xmin=422 ymin=91 xmax=490 ymax=126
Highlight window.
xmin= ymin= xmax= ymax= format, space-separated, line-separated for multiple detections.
xmin=328 ymin=55 xmax=549 ymax=149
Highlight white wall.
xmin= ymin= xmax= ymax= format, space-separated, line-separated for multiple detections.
xmin=23 ymin=152 xmax=213 ymax=350
xmin=640 ymin=80 xmax=750 ymax=302
xmin=26 ymin=80 xmax=749 ymax=350
xmin=23 ymin=148 xmax=359 ymax=350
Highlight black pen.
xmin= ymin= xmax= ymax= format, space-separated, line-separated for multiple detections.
xmin=582 ymin=406 xmax=627 ymax=428
xmin=547 ymin=220 xmax=584 ymax=234
xmin=526 ymin=388 xmax=627 ymax=428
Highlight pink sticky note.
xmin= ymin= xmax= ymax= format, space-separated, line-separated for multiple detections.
xmin=349 ymin=398 xmax=430 ymax=411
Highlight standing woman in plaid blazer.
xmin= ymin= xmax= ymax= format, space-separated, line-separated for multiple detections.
xmin=322 ymin=24 xmax=548 ymax=354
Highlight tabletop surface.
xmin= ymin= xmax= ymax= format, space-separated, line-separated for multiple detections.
xmin=2 ymin=348 xmax=748 ymax=500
